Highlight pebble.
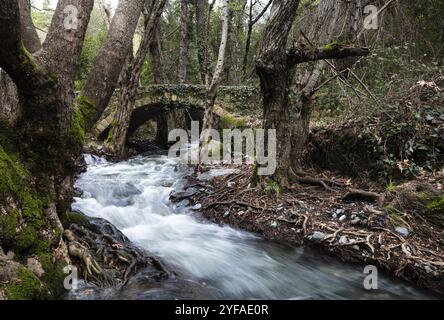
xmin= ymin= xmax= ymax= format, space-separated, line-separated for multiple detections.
xmin=332 ymin=213 xmax=338 ymax=219
xmin=350 ymin=218 xmax=361 ymax=225
xmin=192 ymin=203 xmax=202 ymax=210
xmin=227 ymin=181 xmax=236 ymax=188
xmin=352 ymin=245 xmax=360 ymax=250
xmin=336 ymin=209 xmax=345 ymax=215
xmin=395 ymin=226 xmax=409 ymax=238
xmin=223 ymin=211 xmax=230 ymax=217
xmin=339 ymin=214 xmax=347 ymax=222
xmin=339 ymin=235 xmax=349 ymax=244
xmin=309 ymin=231 xmax=327 ymax=241
xmin=270 ymin=221 xmax=278 ymax=228
xmin=424 ymin=266 xmax=433 ymax=274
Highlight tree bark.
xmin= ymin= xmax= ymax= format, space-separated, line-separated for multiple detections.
xmin=149 ymin=25 xmax=167 ymax=84
xmin=256 ymin=0 xmax=368 ymax=185
xmin=194 ymin=0 xmax=209 ymax=84
xmin=199 ymin=0 xmax=230 ymax=158
xmin=0 ymin=0 xmax=41 ymax=125
xmin=178 ymin=0 xmax=190 ymax=83
xmin=81 ymin=0 xmax=145 ymax=127
xmin=110 ymin=0 xmax=167 ymax=158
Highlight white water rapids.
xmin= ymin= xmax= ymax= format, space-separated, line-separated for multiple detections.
xmin=69 ymin=154 xmax=435 ymax=299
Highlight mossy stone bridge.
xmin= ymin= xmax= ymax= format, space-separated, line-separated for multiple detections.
xmin=94 ymin=84 xmax=261 ymax=142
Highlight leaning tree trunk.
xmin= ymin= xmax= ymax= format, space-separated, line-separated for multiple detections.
xmin=110 ymin=0 xmax=167 ymax=158
xmin=199 ymin=0 xmax=230 ymax=161
xmin=81 ymin=0 xmax=145 ymax=127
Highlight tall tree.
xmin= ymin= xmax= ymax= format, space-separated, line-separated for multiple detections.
xmin=0 ymin=0 xmax=94 ymax=297
xmin=256 ymin=0 xmax=369 ymax=185
xmin=109 ymin=0 xmax=168 ymax=157
xmin=199 ymin=0 xmax=230 ymax=157
xmin=178 ymin=0 xmax=190 ymax=83
xmin=80 ymin=0 xmax=146 ymax=127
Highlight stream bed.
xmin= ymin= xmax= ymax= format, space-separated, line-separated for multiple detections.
xmin=68 ymin=155 xmax=436 ymax=300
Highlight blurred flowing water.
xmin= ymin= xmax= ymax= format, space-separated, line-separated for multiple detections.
xmin=69 ymin=154 xmax=436 ymax=300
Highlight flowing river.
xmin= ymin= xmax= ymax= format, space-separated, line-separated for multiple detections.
xmin=69 ymin=154 xmax=436 ymax=300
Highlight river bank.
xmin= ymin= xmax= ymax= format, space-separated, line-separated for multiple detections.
xmin=67 ymin=154 xmax=438 ymax=299
xmin=174 ymin=163 xmax=444 ymax=296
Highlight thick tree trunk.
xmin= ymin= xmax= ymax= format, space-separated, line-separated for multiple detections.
xmin=110 ymin=0 xmax=167 ymax=158
xmin=0 ymin=0 xmax=94 ymax=298
xmin=256 ymin=0 xmax=301 ymax=185
xmin=178 ymin=0 xmax=190 ymax=83
xmin=81 ymin=0 xmax=145 ymax=127
xmin=256 ymin=0 xmax=368 ymax=185
xmin=0 ymin=0 xmax=41 ymax=125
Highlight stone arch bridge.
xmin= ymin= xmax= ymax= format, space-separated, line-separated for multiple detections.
xmin=94 ymin=84 xmax=261 ymax=144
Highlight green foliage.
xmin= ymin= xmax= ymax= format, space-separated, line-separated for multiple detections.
xmin=265 ymin=180 xmax=281 ymax=195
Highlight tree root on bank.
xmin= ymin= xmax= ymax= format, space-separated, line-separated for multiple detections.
xmin=343 ymin=188 xmax=385 ymax=206
xmin=290 ymin=168 xmax=335 ymax=191
xmin=63 ymin=218 xmax=171 ymax=288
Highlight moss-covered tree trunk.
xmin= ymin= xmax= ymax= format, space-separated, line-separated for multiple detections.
xmin=0 ymin=0 xmax=94 ymax=299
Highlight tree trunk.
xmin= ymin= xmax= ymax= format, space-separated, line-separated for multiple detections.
xmin=110 ymin=0 xmax=167 ymax=158
xmin=199 ymin=0 xmax=230 ymax=158
xmin=0 ymin=0 xmax=41 ymax=125
xmin=149 ymin=25 xmax=167 ymax=84
xmin=149 ymin=24 xmax=169 ymax=146
xmin=178 ymin=0 xmax=190 ymax=83
xmin=0 ymin=0 xmax=94 ymax=298
xmin=194 ymin=0 xmax=208 ymax=84
xmin=256 ymin=0 xmax=368 ymax=185
xmin=81 ymin=0 xmax=145 ymax=127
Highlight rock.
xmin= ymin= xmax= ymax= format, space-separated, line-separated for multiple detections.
xmin=27 ymin=257 xmax=45 ymax=277
xmin=270 ymin=221 xmax=278 ymax=228
xmin=223 ymin=211 xmax=230 ymax=217
xmin=227 ymin=181 xmax=236 ymax=188
xmin=192 ymin=203 xmax=202 ymax=210
xmin=336 ymin=209 xmax=345 ymax=215
xmin=352 ymin=245 xmax=360 ymax=250
xmin=339 ymin=235 xmax=349 ymax=244
xmin=424 ymin=266 xmax=433 ymax=274
xmin=395 ymin=226 xmax=409 ymax=238
xmin=351 ymin=218 xmax=361 ymax=225
xmin=339 ymin=214 xmax=347 ymax=222
xmin=309 ymin=231 xmax=327 ymax=241
xmin=332 ymin=213 xmax=338 ymax=219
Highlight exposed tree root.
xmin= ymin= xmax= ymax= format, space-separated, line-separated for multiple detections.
xmin=290 ymin=168 xmax=335 ymax=191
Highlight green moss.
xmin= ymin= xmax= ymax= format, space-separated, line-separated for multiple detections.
xmin=18 ymin=43 xmax=37 ymax=70
xmin=77 ymin=95 xmax=96 ymax=129
xmin=385 ymin=206 xmax=408 ymax=226
xmin=68 ymin=107 xmax=86 ymax=151
xmin=219 ymin=114 xmax=247 ymax=129
xmin=6 ymin=268 xmax=51 ymax=300
xmin=425 ymin=195 xmax=444 ymax=214
xmin=323 ymin=41 xmax=340 ymax=53
xmin=0 ymin=209 xmax=19 ymax=245
xmin=38 ymin=253 xmax=67 ymax=298
xmin=60 ymin=211 xmax=88 ymax=228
